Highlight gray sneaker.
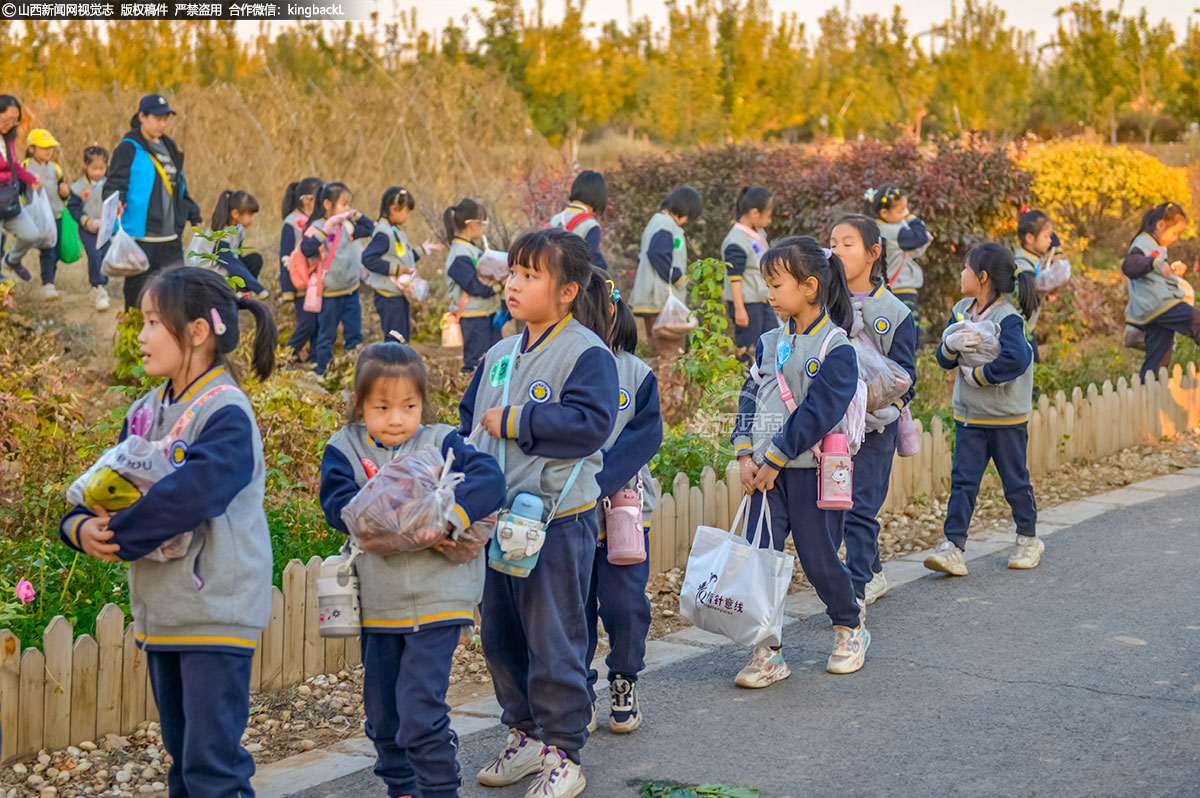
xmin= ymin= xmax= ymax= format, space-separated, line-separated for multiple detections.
xmin=1008 ymin=535 xmax=1044 ymax=570
xmin=923 ymin=540 xmax=968 ymax=576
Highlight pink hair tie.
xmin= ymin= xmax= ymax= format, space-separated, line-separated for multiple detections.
xmin=210 ymin=307 xmax=227 ymax=335
xmin=822 ymin=247 xmax=833 ymax=260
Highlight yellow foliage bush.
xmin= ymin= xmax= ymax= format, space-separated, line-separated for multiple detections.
xmin=1020 ymin=141 xmax=1194 ymax=259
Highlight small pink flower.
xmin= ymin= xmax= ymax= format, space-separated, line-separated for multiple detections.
xmin=15 ymin=578 xmax=35 ymax=604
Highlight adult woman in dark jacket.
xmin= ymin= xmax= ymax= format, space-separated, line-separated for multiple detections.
xmin=103 ymin=94 xmax=202 ymax=309
xmin=0 ymin=94 xmax=43 ymax=281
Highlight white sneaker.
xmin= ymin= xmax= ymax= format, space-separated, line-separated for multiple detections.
xmin=92 ymin=285 xmax=110 ymax=311
xmin=924 ymin=540 xmax=968 ymax=576
xmin=608 ymin=675 xmax=641 ymax=733
xmin=864 ymin=570 xmax=888 ymax=604
xmin=524 ymin=747 xmax=586 ymax=798
xmin=826 ymin=625 xmax=870 ymax=674
xmin=734 ymin=645 xmax=790 ymax=688
xmin=1008 ymin=535 xmax=1044 ymax=570
xmin=856 ymin=597 xmax=867 ymax=625
xmin=477 ymin=728 xmax=544 ymax=787
xmin=586 ymin=703 xmax=598 ymax=733
xmin=40 ymin=282 xmax=59 ymax=299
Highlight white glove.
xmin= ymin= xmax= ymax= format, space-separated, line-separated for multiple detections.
xmin=850 ymin=299 xmax=865 ymax=338
xmin=864 ymin=405 xmax=900 ymax=432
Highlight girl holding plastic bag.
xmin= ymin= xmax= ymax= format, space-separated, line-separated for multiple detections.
xmin=58 ymin=267 xmax=277 ymax=797
xmin=580 ymin=270 xmax=663 ymax=735
xmin=361 ymin=185 xmax=441 ymax=342
xmin=460 ymin=229 xmax=618 ymax=795
xmin=630 ymin=186 xmax=703 ymax=357
xmin=320 ymin=336 xmax=504 ymax=798
xmin=730 ymin=236 xmax=867 ymax=690
xmin=929 ymin=244 xmax=1040 ymax=577
xmin=830 ymin=215 xmax=917 ymax=608
xmin=1012 ymin=210 xmax=1068 ymax=363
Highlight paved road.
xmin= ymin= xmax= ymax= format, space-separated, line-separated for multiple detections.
xmin=291 ymin=490 xmax=1200 ymax=798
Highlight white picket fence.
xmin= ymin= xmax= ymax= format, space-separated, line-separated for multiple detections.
xmin=2 ymin=365 xmax=1197 ymax=761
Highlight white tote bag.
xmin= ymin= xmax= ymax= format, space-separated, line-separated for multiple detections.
xmin=679 ymin=496 xmax=794 ymax=649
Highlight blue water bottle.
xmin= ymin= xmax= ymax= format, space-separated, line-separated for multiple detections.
xmin=488 ymin=492 xmax=546 ymax=577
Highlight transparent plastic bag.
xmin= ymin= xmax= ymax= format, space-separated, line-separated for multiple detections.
xmin=440 ymin=512 xmax=495 ymax=564
xmin=67 ymin=435 xmax=193 ymax=562
xmin=1035 ymin=259 xmax=1071 ymax=292
xmin=341 ymin=445 xmax=465 ymax=557
xmin=653 ymin=294 xmax=698 ymax=339
xmin=27 ymin=188 xmax=57 ymax=249
xmin=943 ymin=319 xmax=1001 ymax=367
xmin=850 ymin=337 xmax=913 ymax=412
xmin=102 ymin=225 xmax=149 ymax=277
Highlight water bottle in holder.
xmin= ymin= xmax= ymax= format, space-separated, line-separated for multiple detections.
xmin=814 ymin=433 xmax=854 ymax=510
xmin=487 ymin=492 xmax=547 ymax=577
xmin=317 ymin=545 xmax=362 ymax=638
xmin=604 ymin=475 xmax=646 ymax=565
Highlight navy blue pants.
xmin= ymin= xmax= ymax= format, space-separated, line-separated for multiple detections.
xmin=944 ymin=423 xmax=1037 ymax=549
xmin=843 ymin=423 xmax=898 ymax=600
xmin=894 ymin=290 xmax=919 ymax=329
xmin=461 ymin=314 xmax=501 ymax=373
xmin=37 ymin=216 xmax=62 ymax=284
xmin=78 ymin=227 xmax=108 ymax=288
xmin=315 ymin=290 xmax=363 ymax=374
xmin=123 ymin=238 xmax=185 ymax=310
xmin=726 ymin=301 xmax=777 ymax=364
xmin=375 ymin=292 xmax=411 ymax=341
xmin=222 ymin=252 xmax=267 ymax=296
xmin=1139 ymin=302 xmax=1200 ymax=383
xmin=287 ymin=296 xmax=319 ymax=360
xmin=481 ymin=512 xmax=597 ymax=760
xmin=748 ymin=468 xmax=860 ymax=630
xmin=361 ymin=627 xmax=462 ymax=798
xmin=147 ymin=650 xmax=254 ymax=798
xmin=585 ymin=529 xmax=651 ymax=701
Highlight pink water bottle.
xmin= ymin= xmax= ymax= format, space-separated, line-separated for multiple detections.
xmin=816 ymin=433 xmax=854 ymax=510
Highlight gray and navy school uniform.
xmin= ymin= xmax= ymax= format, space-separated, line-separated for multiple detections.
xmin=1012 ymin=247 xmax=1047 ymax=363
xmin=23 ymin=158 xmax=67 ymax=284
xmin=59 ymin=366 xmax=270 ymax=796
xmin=459 ymin=314 xmax=618 ymax=759
xmin=210 ymin=225 xmax=267 ymax=296
xmin=730 ymin=312 xmax=861 ymax=631
xmin=299 ymin=212 xmax=376 ymax=375
xmin=935 ymin=297 xmax=1036 ymax=549
xmin=877 ymin=216 xmax=931 ymax=318
xmin=1121 ymin=232 xmax=1200 ymax=383
xmin=843 ymin=282 xmax=918 ymax=600
xmin=320 ymin=421 xmax=504 ymax=798
xmin=362 ymin=219 xmax=421 ymax=340
xmin=280 ymin=210 xmax=319 ymax=357
xmin=67 ymin=175 xmax=109 ymax=288
xmin=551 ymin=203 xmax=608 ymax=270
xmin=721 ymin=223 xmax=777 ymax=363
xmin=445 ymin=236 xmax=502 ymax=373
xmin=630 ymin=211 xmax=687 ymax=316
xmin=586 ymin=351 xmax=663 ymax=698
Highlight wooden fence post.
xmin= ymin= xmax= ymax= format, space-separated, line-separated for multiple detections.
xmin=0 ymin=630 xmax=20 ymax=761
xmin=282 ymin=560 xmax=306 ymax=688
xmin=94 ymin=604 xmax=124 ymax=739
xmin=19 ymin=647 xmax=45 ymax=756
xmin=304 ymin=556 xmax=325 ymax=679
xmin=672 ymin=472 xmax=690 ymax=572
xmin=70 ymin=634 xmax=98 ymax=746
xmin=42 ymin=616 xmax=73 ymax=751
xmin=121 ymin=625 xmax=146 ymax=734
xmin=725 ymin=460 xmax=741 ymax=529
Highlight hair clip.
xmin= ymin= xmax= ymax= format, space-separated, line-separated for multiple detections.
xmin=388 ymin=330 xmax=407 ymax=344
xmin=1020 ymin=205 xmax=1030 ymax=214
xmin=822 ymin=247 xmax=833 ymax=260
xmin=605 ymin=279 xmax=620 ymax=303
xmin=863 ymin=188 xmax=876 ymax=201
xmin=209 ymin=308 xmax=226 ymax=335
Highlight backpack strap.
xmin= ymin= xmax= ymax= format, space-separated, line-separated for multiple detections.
xmin=887 ymin=251 xmax=910 ymax=287
xmin=564 ymin=211 xmax=594 ymax=233
xmin=164 ymin=384 xmax=237 ymax=444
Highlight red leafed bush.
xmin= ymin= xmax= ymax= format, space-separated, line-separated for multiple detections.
xmin=561 ymin=138 xmax=1031 ymax=317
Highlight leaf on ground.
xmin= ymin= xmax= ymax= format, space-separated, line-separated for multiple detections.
xmin=697 ymin=785 xmax=760 ymax=798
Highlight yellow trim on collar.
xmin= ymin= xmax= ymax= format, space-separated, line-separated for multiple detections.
xmin=177 ymin=367 xmax=225 ymax=404
xmin=870 ymin=281 xmax=885 ymax=298
xmin=527 ymin=314 xmax=573 ymax=353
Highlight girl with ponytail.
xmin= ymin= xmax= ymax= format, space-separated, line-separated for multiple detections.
xmin=443 ymin=197 xmax=500 ymax=372
xmin=729 ymin=236 xmax=869 ymax=690
xmin=59 ymin=266 xmax=278 ymax=797
xmin=280 ymin=176 xmax=323 ymax=361
xmin=191 ymin=189 xmax=267 ymax=297
xmin=722 ymin=186 xmax=777 ymax=365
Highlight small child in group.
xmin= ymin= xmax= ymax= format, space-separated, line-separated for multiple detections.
xmin=299 ymin=182 xmax=376 ymax=375
xmin=830 ymin=215 xmax=917 ymax=607
xmin=1013 ymin=210 xmax=1057 ymax=362
xmin=59 ymin=266 xmax=278 ymax=797
xmin=444 ymin=198 xmax=501 ymax=372
xmin=66 ymin=145 xmax=111 ymax=311
xmin=281 ymin=176 xmax=323 ymax=363
xmin=362 ymin=186 xmax=442 ymax=341
xmin=1121 ymin=202 xmax=1198 ymax=383
xmin=630 ymin=185 xmax=703 ymax=356
xmin=863 ymin=185 xmax=931 ymax=324
xmin=23 ymin=128 xmax=71 ymax=298
xmin=550 ymin=170 xmax=609 ymax=270
xmin=927 ymin=243 xmax=1041 ymax=576
xmin=731 ymin=236 xmax=868 ymax=689
xmin=201 ymin=189 xmax=267 ymax=297
xmin=581 ymin=268 xmax=662 ymax=734
xmin=462 ymin=229 xmax=618 ymax=798
xmin=722 ymin=187 xmax=777 ymax=365
xmin=320 ymin=337 xmax=505 ymax=798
